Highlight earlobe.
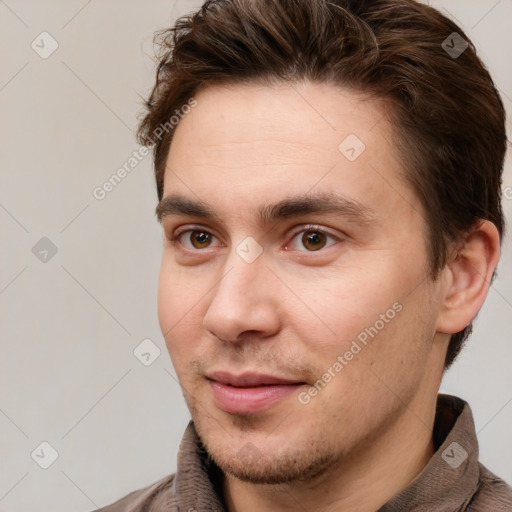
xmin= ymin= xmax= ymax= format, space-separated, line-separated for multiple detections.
xmin=436 ymin=220 xmax=501 ymax=335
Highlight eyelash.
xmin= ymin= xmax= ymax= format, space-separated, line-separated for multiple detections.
xmin=168 ymin=225 xmax=341 ymax=253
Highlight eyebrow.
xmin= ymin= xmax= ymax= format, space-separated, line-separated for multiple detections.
xmin=155 ymin=192 xmax=375 ymax=225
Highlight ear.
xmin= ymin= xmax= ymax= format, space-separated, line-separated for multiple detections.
xmin=436 ymin=220 xmax=501 ymax=335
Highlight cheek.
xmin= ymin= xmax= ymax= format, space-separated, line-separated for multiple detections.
xmin=158 ymin=253 xmax=207 ymax=320
xmin=285 ymin=265 xmax=403 ymax=352
xmin=287 ymin=257 xmax=434 ymax=378
xmin=157 ymin=258 xmax=207 ymax=354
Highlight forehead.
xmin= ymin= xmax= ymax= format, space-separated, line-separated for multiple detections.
xmin=169 ymin=81 xmax=387 ymax=161
xmin=162 ymin=81 xmax=416 ymax=223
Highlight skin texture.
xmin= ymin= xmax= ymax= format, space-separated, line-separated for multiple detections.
xmin=156 ymin=81 xmax=500 ymax=512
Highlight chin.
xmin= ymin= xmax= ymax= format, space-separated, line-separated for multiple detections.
xmin=194 ymin=414 xmax=338 ymax=485
xmin=212 ymin=445 xmax=338 ymax=484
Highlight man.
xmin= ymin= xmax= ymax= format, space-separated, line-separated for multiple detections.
xmin=98 ymin=0 xmax=511 ymax=510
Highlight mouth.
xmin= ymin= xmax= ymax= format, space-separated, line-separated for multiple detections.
xmin=206 ymin=370 xmax=307 ymax=414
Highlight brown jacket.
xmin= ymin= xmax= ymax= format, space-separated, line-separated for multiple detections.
xmin=96 ymin=395 xmax=512 ymax=511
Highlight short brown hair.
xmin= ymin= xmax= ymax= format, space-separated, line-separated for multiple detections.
xmin=138 ymin=0 xmax=506 ymax=368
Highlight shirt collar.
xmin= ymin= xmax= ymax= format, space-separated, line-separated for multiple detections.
xmin=378 ymin=394 xmax=479 ymax=510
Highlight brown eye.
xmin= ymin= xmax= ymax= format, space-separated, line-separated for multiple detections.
xmin=189 ymin=230 xmax=212 ymax=249
xmin=301 ymin=231 xmax=327 ymax=251
xmin=171 ymin=228 xmax=221 ymax=252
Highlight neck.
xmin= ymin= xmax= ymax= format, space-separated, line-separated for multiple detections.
xmin=223 ymin=393 xmax=437 ymax=512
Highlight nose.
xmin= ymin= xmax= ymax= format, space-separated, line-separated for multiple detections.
xmin=202 ymin=254 xmax=282 ymax=343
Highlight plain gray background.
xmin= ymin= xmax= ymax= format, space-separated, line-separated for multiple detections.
xmin=0 ymin=0 xmax=510 ymax=510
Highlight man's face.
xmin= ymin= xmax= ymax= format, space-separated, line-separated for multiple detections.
xmin=157 ymin=82 xmax=445 ymax=483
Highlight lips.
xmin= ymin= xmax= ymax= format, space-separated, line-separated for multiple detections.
xmin=208 ymin=371 xmax=303 ymax=387
xmin=206 ymin=371 xmax=306 ymax=414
